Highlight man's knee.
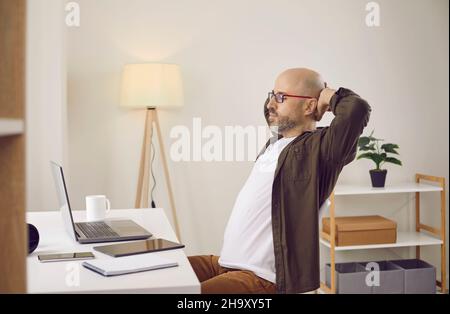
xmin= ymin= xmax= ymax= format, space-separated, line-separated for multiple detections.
xmin=188 ymin=255 xmax=219 ymax=282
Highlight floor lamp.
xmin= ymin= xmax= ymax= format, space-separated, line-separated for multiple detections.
xmin=120 ymin=63 xmax=183 ymax=241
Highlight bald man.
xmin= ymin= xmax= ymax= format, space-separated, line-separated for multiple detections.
xmin=188 ymin=68 xmax=371 ymax=294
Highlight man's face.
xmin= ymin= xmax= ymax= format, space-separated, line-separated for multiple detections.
xmin=266 ymin=68 xmax=322 ymax=135
xmin=266 ymin=83 xmax=306 ymax=134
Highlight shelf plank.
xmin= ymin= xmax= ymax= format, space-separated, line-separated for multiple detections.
xmin=320 ymin=231 xmax=443 ymax=251
xmin=335 ymin=183 xmax=442 ymax=195
xmin=0 ymin=118 xmax=24 ymax=136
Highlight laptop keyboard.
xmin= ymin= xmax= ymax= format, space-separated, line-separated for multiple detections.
xmin=77 ymin=222 xmax=120 ymax=238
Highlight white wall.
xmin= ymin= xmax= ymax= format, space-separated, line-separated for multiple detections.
xmin=26 ymin=0 xmax=68 ymax=212
xmin=65 ymin=0 xmax=448 ymax=285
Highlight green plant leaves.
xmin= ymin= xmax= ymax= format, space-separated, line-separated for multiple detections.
xmin=381 ymin=143 xmax=400 ymax=154
xmin=358 ymin=137 xmax=371 ymax=147
xmin=357 ymin=152 xmax=375 ymax=160
xmin=385 ymin=157 xmax=402 ymax=166
xmin=359 ymin=144 xmax=375 ymax=151
xmin=357 ymin=152 xmax=383 ymax=168
xmin=372 ymin=154 xmax=384 ymax=165
xmin=356 ymin=130 xmax=402 ymax=169
xmin=358 ymin=137 xmax=376 ymax=151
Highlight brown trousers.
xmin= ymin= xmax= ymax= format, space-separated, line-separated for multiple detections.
xmin=188 ymin=255 xmax=276 ymax=294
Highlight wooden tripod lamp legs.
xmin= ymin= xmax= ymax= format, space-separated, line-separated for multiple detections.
xmin=135 ymin=108 xmax=182 ymax=241
xmin=135 ymin=108 xmax=153 ymax=209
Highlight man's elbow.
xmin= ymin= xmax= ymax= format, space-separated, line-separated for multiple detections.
xmin=352 ymin=97 xmax=371 ymax=127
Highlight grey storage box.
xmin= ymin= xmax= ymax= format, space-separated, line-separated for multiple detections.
xmin=390 ymin=259 xmax=436 ymax=294
xmin=325 ymin=262 xmax=371 ymax=294
xmin=358 ymin=260 xmax=404 ymax=294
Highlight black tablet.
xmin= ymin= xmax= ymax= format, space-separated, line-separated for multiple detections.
xmin=93 ymin=238 xmax=185 ymax=257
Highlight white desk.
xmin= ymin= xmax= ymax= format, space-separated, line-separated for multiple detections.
xmin=26 ymin=208 xmax=200 ymax=294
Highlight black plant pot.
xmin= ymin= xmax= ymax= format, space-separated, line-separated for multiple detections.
xmin=370 ymin=169 xmax=387 ymax=187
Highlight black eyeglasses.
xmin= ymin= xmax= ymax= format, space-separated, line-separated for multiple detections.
xmin=268 ymin=90 xmax=314 ymax=104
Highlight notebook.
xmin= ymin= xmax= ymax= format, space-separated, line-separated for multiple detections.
xmin=82 ymin=254 xmax=178 ymax=276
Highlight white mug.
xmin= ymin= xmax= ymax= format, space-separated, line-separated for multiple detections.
xmin=85 ymin=195 xmax=111 ymax=221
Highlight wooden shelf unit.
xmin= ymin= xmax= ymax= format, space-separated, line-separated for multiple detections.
xmin=0 ymin=0 xmax=27 ymax=293
xmin=320 ymin=174 xmax=447 ymax=294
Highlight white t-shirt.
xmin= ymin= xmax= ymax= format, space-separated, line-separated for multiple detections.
xmin=219 ymin=137 xmax=295 ymax=283
xmin=219 ymin=137 xmax=330 ymax=283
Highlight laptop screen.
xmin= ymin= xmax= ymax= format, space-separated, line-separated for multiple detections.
xmin=50 ymin=161 xmax=77 ymax=241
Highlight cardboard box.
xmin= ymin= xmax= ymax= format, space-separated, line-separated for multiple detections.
xmin=322 ymin=215 xmax=397 ymax=246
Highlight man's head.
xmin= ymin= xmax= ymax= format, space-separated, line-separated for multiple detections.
xmin=265 ymin=68 xmax=325 ymax=136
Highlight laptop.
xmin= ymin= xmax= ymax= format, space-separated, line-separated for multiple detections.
xmin=50 ymin=161 xmax=152 ymax=244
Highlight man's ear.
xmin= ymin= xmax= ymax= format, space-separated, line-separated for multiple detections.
xmin=303 ymin=99 xmax=317 ymax=117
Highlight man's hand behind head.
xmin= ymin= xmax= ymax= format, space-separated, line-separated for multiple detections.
xmin=315 ymin=87 xmax=335 ymax=121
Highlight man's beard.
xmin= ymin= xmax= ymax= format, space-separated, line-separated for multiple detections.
xmin=269 ymin=114 xmax=297 ymax=134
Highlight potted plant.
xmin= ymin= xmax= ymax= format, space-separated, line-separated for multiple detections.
xmin=357 ymin=130 xmax=402 ymax=187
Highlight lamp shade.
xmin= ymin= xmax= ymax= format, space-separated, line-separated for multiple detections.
xmin=120 ymin=63 xmax=183 ymax=109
